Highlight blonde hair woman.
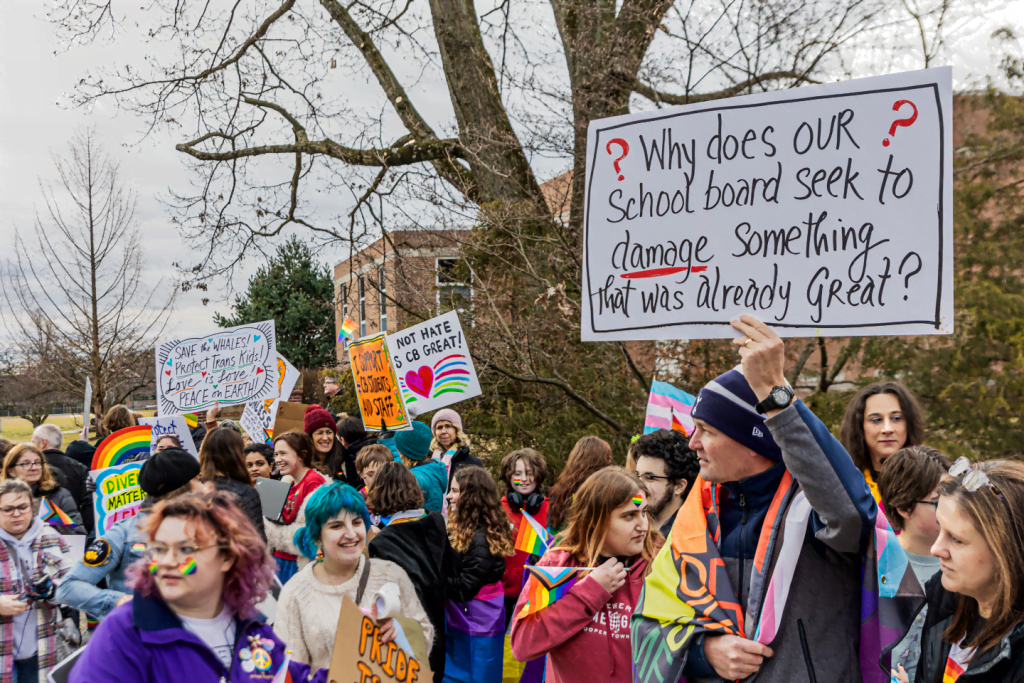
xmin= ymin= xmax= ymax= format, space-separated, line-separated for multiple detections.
xmin=429 ymin=409 xmax=481 ymax=513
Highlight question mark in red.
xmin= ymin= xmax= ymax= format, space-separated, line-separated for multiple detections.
xmin=883 ymin=100 xmax=918 ymax=147
xmin=606 ymin=138 xmax=629 ymax=181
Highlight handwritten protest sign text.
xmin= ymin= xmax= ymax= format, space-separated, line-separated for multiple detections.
xmin=349 ymin=333 xmax=411 ymax=431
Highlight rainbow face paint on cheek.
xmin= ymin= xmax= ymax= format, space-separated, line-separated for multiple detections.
xmin=148 ymin=561 xmax=158 ymax=574
xmin=632 ymin=495 xmax=643 ymax=507
xmin=179 ymin=558 xmax=198 ymax=575
xmin=512 ymin=479 xmax=523 ymax=486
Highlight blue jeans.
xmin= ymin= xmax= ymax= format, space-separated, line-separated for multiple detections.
xmin=13 ymin=655 xmax=38 ymax=683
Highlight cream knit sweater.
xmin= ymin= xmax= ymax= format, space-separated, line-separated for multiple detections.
xmin=275 ymin=555 xmax=434 ymax=671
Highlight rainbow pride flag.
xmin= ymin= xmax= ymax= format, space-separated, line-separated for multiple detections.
xmin=337 ymin=316 xmax=358 ymax=342
xmin=38 ymin=498 xmax=75 ymax=527
xmin=518 ymin=566 xmax=579 ymax=618
xmin=643 ymin=380 xmax=696 ymax=436
xmin=514 ymin=509 xmax=550 ymax=556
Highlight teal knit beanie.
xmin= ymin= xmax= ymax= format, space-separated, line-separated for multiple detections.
xmin=394 ymin=421 xmax=433 ymax=462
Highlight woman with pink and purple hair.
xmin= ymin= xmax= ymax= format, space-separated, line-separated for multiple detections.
xmin=69 ymin=492 xmax=330 ymax=683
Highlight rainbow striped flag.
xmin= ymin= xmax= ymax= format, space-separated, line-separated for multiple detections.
xmin=38 ymin=498 xmax=75 ymax=527
xmin=518 ymin=566 xmax=579 ymax=618
xmin=514 ymin=509 xmax=550 ymax=556
xmin=337 ymin=316 xmax=358 ymax=342
xmin=643 ymin=380 xmax=696 ymax=436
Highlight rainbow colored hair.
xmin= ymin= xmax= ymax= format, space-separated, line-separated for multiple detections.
xmin=293 ymin=481 xmax=372 ymax=560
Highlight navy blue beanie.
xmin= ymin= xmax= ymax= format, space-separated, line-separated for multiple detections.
xmin=691 ymin=368 xmax=783 ymax=462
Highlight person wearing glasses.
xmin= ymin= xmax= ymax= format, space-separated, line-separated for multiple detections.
xmin=630 ymin=429 xmax=700 ymax=538
xmin=0 ymin=478 xmax=72 ymax=683
xmin=891 ymin=458 xmax=1024 ymax=683
xmin=69 ymin=492 xmax=329 ymax=683
xmin=877 ymin=446 xmax=952 ymax=682
xmin=57 ymin=448 xmax=207 ymax=619
xmin=2 ymin=444 xmax=84 ymax=535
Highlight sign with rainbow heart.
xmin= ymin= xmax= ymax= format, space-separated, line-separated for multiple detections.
xmin=155 ymin=320 xmax=277 ymax=416
xmin=386 ymin=311 xmax=481 ymax=414
xmin=90 ymin=461 xmax=145 ymax=533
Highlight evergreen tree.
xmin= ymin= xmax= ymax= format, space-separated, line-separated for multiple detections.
xmin=215 ymin=237 xmax=335 ymax=369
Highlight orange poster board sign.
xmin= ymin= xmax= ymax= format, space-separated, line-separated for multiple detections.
xmin=348 ymin=333 xmax=412 ymax=431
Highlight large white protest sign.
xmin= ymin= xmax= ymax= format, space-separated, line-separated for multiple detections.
xmin=240 ymin=353 xmax=300 ymax=443
xmin=156 ymin=321 xmax=277 ymax=416
xmin=582 ymin=68 xmax=953 ymax=340
xmin=138 ymin=416 xmax=199 ymax=457
xmin=386 ymin=311 xmax=481 ymax=414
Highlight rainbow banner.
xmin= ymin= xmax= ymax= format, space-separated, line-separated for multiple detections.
xmin=38 ymin=498 xmax=75 ymax=527
xmin=518 ymin=566 xmax=580 ymax=618
xmin=337 ymin=316 xmax=358 ymax=343
xmin=514 ymin=509 xmax=551 ymax=556
xmin=92 ymin=425 xmax=152 ymax=470
xmin=643 ymin=380 xmax=696 ymax=436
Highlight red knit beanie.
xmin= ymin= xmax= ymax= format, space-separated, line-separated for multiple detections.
xmin=303 ymin=405 xmax=337 ymax=436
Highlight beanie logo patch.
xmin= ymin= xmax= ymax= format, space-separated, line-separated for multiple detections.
xmin=752 ymin=427 xmax=763 ymax=438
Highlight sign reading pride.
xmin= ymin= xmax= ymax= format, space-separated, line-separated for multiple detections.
xmin=156 ymin=320 xmax=277 ymax=416
xmin=582 ymin=68 xmax=953 ymax=340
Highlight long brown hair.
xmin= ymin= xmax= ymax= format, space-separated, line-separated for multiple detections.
xmin=548 ymin=436 xmax=613 ymax=530
xmin=102 ymin=404 xmax=136 ymax=437
xmin=365 ymin=462 xmax=424 ymax=516
xmin=499 ymin=449 xmax=548 ymax=494
xmin=3 ymin=443 xmax=59 ymax=493
xmin=938 ymin=460 xmax=1024 ymax=653
xmin=839 ymin=382 xmax=925 ymax=473
xmin=199 ymin=427 xmax=251 ymax=486
xmin=448 ymin=466 xmax=514 ymax=556
xmin=552 ymin=467 xmax=658 ymax=574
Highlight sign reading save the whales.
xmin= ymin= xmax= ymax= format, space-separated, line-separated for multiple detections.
xmin=155 ymin=320 xmax=277 ymax=416
xmin=385 ymin=311 xmax=481 ymax=414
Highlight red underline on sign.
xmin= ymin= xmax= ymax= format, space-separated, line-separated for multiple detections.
xmin=620 ymin=266 xmax=708 ymax=279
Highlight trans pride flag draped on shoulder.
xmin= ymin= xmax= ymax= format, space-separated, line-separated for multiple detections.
xmin=631 ymin=473 xmax=922 ymax=683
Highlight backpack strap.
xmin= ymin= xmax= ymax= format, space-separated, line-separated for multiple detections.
xmin=355 ymin=553 xmax=372 ymax=604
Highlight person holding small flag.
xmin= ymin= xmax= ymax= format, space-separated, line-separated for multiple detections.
xmin=510 ymin=467 xmax=660 ymax=683
xmin=499 ymin=448 xmax=550 ymax=629
xmin=2 ymin=443 xmax=84 ymax=536
xmin=443 ymin=466 xmax=513 ymax=683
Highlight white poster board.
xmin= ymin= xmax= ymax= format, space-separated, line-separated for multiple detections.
xmin=386 ymin=311 xmax=482 ymax=414
xmin=582 ymin=68 xmax=953 ymax=340
xmin=138 ymin=416 xmax=199 ymax=457
xmin=82 ymin=378 xmax=92 ymax=440
xmin=155 ymin=320 xmax=277 ymax=416
xmin=239 ymin=353 xmax=300 ymax=443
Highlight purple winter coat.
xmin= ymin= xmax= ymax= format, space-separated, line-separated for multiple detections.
xmin=69 ymin=591 xmax=329 ymax=683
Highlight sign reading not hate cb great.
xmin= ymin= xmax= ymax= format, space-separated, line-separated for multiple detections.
xmin=582 ymin=68 xmax=953 ymax=341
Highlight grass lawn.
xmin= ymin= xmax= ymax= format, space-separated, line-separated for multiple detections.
xmin=0 ymin=411 xmax=156 ymax=444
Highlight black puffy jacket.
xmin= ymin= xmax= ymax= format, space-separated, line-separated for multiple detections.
xmin=213 ymin=477 xmax=266 ymax=542
xmin=446 ymin=528 xmax=506 ymax=603
xmin=31 ymin=483 xmax=86 ymax=536
xmin=912 ymin=572 xmax=1024 ymax=682
xmin=444 ymin=446 xmax=483 ymax=493
xmin=43 ymin=448 xmax=94 ymax=534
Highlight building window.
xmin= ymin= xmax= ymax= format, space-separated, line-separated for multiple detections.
xmin=436 ymin=258 xmax=472 ymax=317
xmin=378 ymin=266 xmax=387 ymax=333
xmin=358 ymin=276 xmax=366 ymax=337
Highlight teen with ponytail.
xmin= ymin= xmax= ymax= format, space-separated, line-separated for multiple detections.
xmin=510 ymin=467 xmax=659 ymax=683
xmin=443 ymin=466 xmax=514 ymax=683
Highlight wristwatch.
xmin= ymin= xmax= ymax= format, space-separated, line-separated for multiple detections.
xmin=755 ymin=385 xmax=794 ymax=414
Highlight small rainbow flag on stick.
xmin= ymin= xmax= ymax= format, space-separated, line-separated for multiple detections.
xmin=518 ymin=566 xmax=591 ymax=618
xmin=514 ymin=509 xmax=551 ymax=556
xmin=38 ymin=498 xmax=75 ymax=527
xmin=337 ymin=316 xmax=358 ymax=343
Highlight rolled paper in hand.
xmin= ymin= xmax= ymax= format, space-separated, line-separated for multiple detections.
xmin=374 ymin=582 xmax=402 ymax=620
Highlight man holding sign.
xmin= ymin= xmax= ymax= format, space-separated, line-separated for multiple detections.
xmin=631 ymin=316 xmax=923 ymax=683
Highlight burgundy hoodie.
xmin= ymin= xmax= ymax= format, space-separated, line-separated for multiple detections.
xmin=509 ymin=548 xmax=650 ymax=683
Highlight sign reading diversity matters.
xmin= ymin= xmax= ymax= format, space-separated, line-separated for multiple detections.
xmin=328 ymin=596 xmax=431 ymax=683
xmin=348 ymin=333 xmax=411 ymax=431
xmin=240 ymin=353 xmax=300 ymax=444
xmin=91 ymin=461 xmax=145 ymax=533
xmin=386 ymin=311 xmax=481 ymax=414
xmin=156 ymin=320 xmax=277 ymax=416
xmin=582 ymin=68 xmax=953 ymax=340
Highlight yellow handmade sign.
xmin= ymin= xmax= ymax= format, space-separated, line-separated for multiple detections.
xmin=348 ymin=333 xmax=411 ymax=431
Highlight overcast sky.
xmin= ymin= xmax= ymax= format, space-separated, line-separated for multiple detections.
xmin=1 ymin=0 xmax=1021 ymax=341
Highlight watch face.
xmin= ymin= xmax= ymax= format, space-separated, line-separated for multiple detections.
xmin=772 ymin=387 xmax=789 ymax=403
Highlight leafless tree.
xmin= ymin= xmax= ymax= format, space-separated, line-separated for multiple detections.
xmin=2 ymin=129 xmax=175 ymax=422
xmin=50 ymin=0 xmax=962 ymax=444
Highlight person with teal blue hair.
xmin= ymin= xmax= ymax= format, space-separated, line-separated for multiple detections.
xmin=275 ymin=481 xmax=433 ymax=672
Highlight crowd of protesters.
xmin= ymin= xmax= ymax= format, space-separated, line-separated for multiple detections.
xmin=0 ymin=315 xmax=1020 ymax=683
